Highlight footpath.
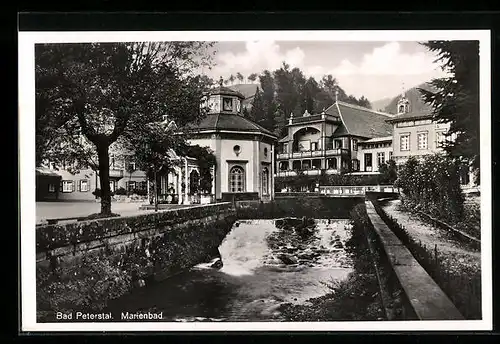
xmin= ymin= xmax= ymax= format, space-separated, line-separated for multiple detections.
xmin=381 ymin=199 xmax=480 ymax=277
xmin=365 ymin=200 xmax=464 ymax=320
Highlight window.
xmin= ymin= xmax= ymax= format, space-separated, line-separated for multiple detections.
xmin=127 ymin=181 xmax=136 ymax=192
xmin=400 ymin=134 xmax=410 ymax=151
xmin=61 ymin=180 xmax=74 ymax=193
xmin=377 ymin=152 xmax=385 ymax=166
xmin=223 ymin=97 xmax=233 ymax=111
xmin=233 ymin=145 xmax=241 ymax=156
xmin=262 ymin=168 xmax=269 ymax=195
xmin=264 ymin=147 xmax=268 ymax=157
xmin=283 ymin=143 xmax=288 ymax=153
xmin=48 ymin=184 xmax=56 ymax=193
xmin=311 ymin=142 xmax=318 ymax=151
xmin=418 ymin=132 xmax=428 ymax=150
xmin=436 ymin=131 xmax=445 ymax=148
xmin=128 ymin=162 xmax=136 ymax=171
xmin=79 ymin=179 xmax=89 ymax=192
xmin=229 ymin=166 xmax=245 ymax=192
xmin=389 ymin=151 xmax=393 ymax=161
xmin=364 ymin=153 xmax=372 ymax=172
xmin=351 ymin=159 xmax=359 ymax=171
xmin=352 ymin=139 xmax=358 ymax=151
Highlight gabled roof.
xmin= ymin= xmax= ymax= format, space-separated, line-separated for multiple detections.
xmin=36 ymin=168 xmax=62 ymax=178
xmin=385 ymin=111 xmax=433 ymax=123
xmin=184 ymin=113 xmax=277 ymax=138
xmin=326 ymin=101 xmax=394 ymax=139
xmin=207 ymin=85 xmax=245 ymax=99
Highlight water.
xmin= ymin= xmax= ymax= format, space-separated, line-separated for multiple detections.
xmin=109 ymin=219 xmax=354 ymax=322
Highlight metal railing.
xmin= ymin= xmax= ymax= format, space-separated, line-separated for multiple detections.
xmin=277 ymin=148 xmax=349 ymax=160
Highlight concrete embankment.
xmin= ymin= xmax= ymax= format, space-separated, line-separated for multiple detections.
xmin=364 ymin=201 xmax=464 ymax=320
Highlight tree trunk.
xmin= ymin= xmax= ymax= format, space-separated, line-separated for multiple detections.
xmin=97 ymin=143 xmax=112 ymax=215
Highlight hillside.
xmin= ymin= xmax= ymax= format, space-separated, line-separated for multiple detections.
xmin=371 ymin=97 xmax=392 ymax=112
xmin=383 ymin=82 xmax=436 ymax=114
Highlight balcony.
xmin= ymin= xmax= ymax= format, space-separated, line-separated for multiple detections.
xmin=288 ymin=114 xmax=341 ymax=125
xmin=276 ymin=168 xmax=340 ymax=177
xmin=276 ymin=148 xmax=349 ymax=160
xmin=109 ymin=169 xmax=124 ymax=179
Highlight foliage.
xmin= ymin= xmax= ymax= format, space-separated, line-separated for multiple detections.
xmin=418 ymin=41 xmax=480 ymax=182
xmin=178 ymin=144 xmax=217 ymax=194
xmin=114 ymin=187 xmax=127 ymax=195
xmin=378 ymin=160 xmax=398 ymax=184
xmin=35 ymin=41 xmax=215 ymax=215
xmin=245 ymin=66 xmax=373 ymax=137
xmin=92 ymin=188 xmax=114 ymax=198
xmin=395 ymin=154 xmax=465 ymax=223
xmin=37 ymin=253 xmax=132 ymax=313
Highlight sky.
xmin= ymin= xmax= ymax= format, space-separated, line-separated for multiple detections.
xmin=204 ymin=41 xmax=448 ymax=102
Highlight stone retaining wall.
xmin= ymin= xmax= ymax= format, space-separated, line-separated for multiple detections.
xmin=36 ymin=203 xmax=237 ymax=319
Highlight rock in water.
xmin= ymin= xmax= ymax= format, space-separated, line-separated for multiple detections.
xmin=211 ymin=258 xmax=223 ymax=269
xmin=277 ymin=254 xmax=298 ymax=265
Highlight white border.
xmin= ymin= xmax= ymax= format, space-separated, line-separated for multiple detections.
xmin=19 ymin=30 xmax=492 ymax=332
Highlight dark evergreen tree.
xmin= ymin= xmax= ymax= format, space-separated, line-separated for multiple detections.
xmin=418 ymin=40 xmax=480 ymax=181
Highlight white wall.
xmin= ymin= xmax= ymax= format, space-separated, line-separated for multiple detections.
xmin=220 ymin=138 xmax=256 ymax=193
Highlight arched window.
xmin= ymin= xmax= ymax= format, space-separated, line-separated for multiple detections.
xmin=189 ymin=170 xmax=199 ymax=194
xmin=262 ymin=167 xmax=269 ymax=195
xmin=229 ymin=166 xmax=245 ymax=192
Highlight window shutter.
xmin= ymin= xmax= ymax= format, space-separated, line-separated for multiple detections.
xmin=77 ymin=181 xmax=81 ymax=192
xmin=72 ymin=181 xmax=75 ymax=192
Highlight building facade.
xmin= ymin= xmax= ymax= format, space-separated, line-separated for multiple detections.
xmin=184 ymin=78 xmax=278 ymax=202
xmin=386 ymin=93 xmax=452 ymax=166
xmin=275 ymin=99 xmax=394 ymax=177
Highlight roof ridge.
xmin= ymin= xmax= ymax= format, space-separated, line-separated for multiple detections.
xmin=335 ymin=101 xmax=350 ymax=135
xmin=337 ymin=100 xmax=395 ymax=118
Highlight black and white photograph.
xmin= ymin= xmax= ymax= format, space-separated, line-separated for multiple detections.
xmin=19 ymin=28 xmax=492 ymax=332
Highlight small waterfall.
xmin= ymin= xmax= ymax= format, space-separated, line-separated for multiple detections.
xmin=218 ymin=220 xmax=278 ymax=276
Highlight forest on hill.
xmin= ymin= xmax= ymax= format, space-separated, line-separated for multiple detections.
xmin=383 ymin=82 xmax=435 ymax=114
xmin=218 ymin=63 xmax=373 ymax=137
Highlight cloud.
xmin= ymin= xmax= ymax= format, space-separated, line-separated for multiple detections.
xmin=330 ymin=41 xmax=443 ymax=76
xmin=209 ymin=41 xmax=306 ymax=80
xmin=208 ymin=40 xmax=448 ymax=100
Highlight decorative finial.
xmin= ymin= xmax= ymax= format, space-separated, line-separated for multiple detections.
xmin=290 ymin=112 xmax=294 ymax=118
xmin=219 ymin=76 xmax=224 ymax=87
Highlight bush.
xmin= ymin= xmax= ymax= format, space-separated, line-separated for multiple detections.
xmin=92 ymin=188 xmax=115 ymax=198
xmin=394 ymin=155 xmax=464 ymax=223
xmin=114 ymin=187 xmax=127 ymax=195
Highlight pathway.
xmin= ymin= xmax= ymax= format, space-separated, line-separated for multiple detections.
xmin=380 ymin=199 xmax=480 ymax=276
xmin=36 ymin=201 xmax=193 ymax=224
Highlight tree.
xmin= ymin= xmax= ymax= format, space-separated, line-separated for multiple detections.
xmin=418 ymin=40 xmax=480 ymax=182
xmin=248 ymin=73 xmax=258 ymax=83
xmin=249 ymin=89 xmax=266 ymax=127
xmin=259 ymin=70 xmax=278 ymax=134
xmin=378 ymin=159 xmax=397 ymax=184
xmin=357 ymin=96 xmax=372 ymax=109
xmin=35 ymin=41 xmax=215 ymax=215
xmin=236 ymin=72 xmax=244 ymax=83
xmin=229 ymin=74 xmax=235 ymax=85
xmin=178 ymin=144 xmax=217 ymax=194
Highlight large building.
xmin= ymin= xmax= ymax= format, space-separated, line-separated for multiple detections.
xmin=184 ymin=78 xmax=278 ymax=202
xmin=275 ymin=97 xmax=394 ymax=177
xmin=386 ymin=93 xmax=453 ymax=165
